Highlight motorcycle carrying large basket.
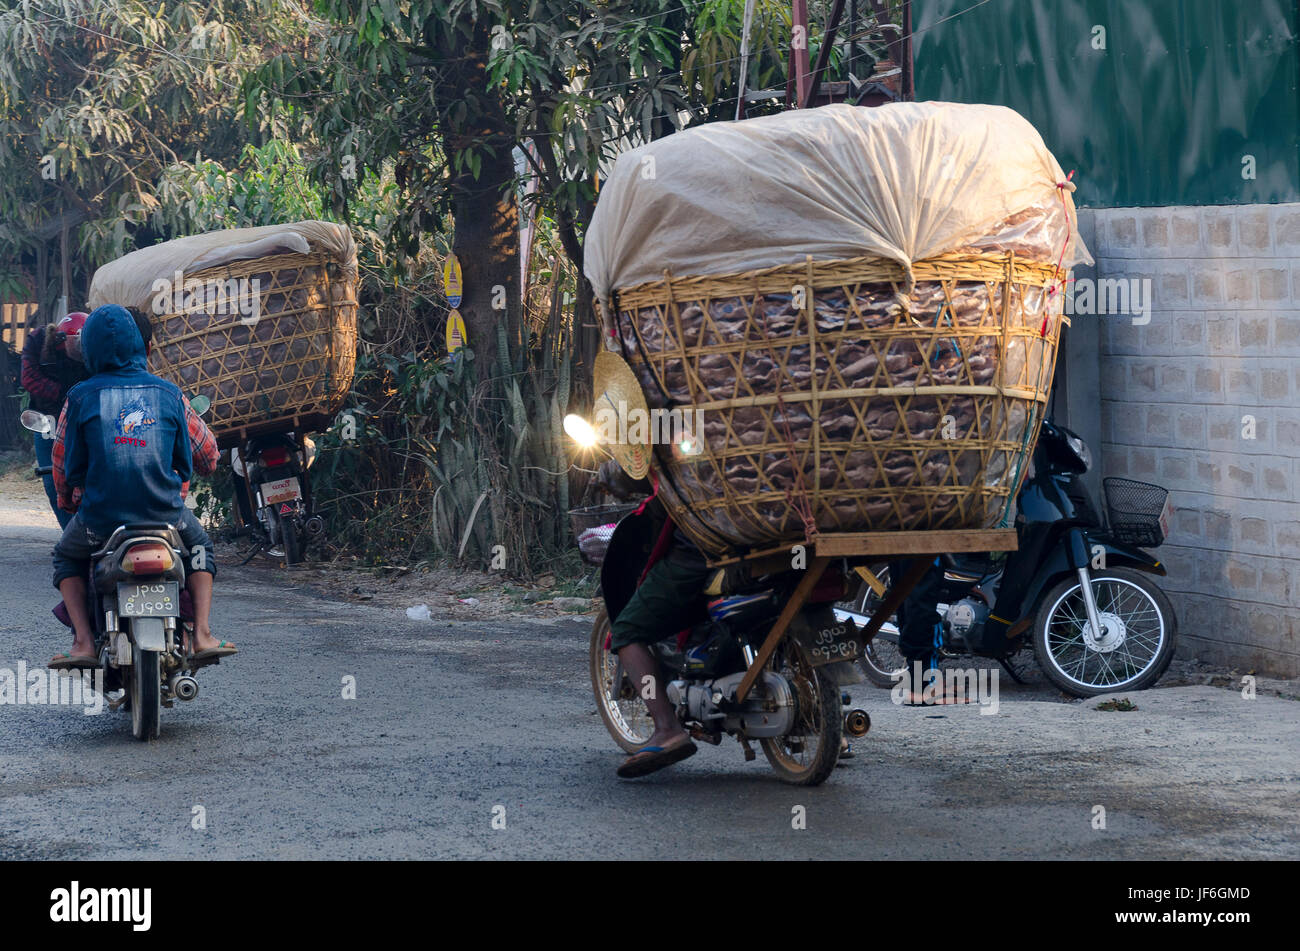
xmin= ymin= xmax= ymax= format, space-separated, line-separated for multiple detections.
xmin=611 ymin=251 xmax=1066 ymax=558
xmin=151 ymin=251 xmax=358 ymax=447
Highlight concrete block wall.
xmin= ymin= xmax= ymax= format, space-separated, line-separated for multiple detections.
xmin=1081 ymin=204 xmax=1300 ymax=677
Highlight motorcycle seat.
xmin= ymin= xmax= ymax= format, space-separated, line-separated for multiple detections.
xmin=90 ymin=523 xmax=182 ymax=560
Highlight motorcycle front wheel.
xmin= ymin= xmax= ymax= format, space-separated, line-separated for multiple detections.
xmin=589 ymin=609 xmax=654 ymax=753
xmin=759 ymin=641 xmax=842 ymax=786
xmin=835 ymin=567 xmax=907 ymax=688
xmin=1032 ymin=567 xmax=1177 ymax=697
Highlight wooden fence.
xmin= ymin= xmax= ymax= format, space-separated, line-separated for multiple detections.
xmin=1 ymin=302 xmax=39 ymax=351
xmin=1 ymin=303 xmax=40 ymax=449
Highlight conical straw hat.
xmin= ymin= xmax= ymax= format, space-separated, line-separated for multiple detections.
xmin=593 ymin=350 xmax=651 ymax=479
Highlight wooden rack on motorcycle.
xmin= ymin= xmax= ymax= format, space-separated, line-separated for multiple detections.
xmin=713 ymin=528 xmax=1019 ymax=703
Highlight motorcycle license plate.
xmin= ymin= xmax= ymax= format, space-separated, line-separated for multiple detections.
xmin=792 ymin=618 xmax=865 ymax=666
xmin=261 ymin=476 xmax=301 ymax=505
xmin=117 ymin=581 xmax=181 ymax=618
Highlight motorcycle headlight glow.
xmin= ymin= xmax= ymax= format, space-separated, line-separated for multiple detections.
xmin=563 ymin=414 xmax=598 ymax=449
xmin=1065 ymin=433 xmax=1092 ymax=471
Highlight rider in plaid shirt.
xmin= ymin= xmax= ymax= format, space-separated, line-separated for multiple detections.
xmin=47 ymin=305 xmax=235 ymax=670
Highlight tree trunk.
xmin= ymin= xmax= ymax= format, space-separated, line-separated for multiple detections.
xmin=443 ymin=26 xmax=521 ymax=386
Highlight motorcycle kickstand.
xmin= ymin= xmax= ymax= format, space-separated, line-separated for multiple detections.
xmin=238 ymin=540 xmax=268 ymax=566
xmin=737 ymin=737 xmax=757 ymax=762
xmin=998 ymin=657 xmax=1027 ymax=685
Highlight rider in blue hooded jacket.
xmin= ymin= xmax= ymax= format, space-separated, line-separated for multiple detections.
xmin=48 ymin=304 xmax=236 ymax=669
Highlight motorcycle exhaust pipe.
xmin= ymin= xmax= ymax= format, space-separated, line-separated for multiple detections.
xmin=844 ymin=708 xmax=871 ymax=737
xmin=304 ymin=515 xmax=325 ymax=535
xmin=170 ymin=674 xmax=199 ymax=701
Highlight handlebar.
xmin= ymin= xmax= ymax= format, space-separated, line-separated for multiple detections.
xmin=34 ymin=466 xmax=53 ymax=476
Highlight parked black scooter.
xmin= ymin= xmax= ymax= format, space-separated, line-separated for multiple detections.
xmin=836 ymin=419 xmax=1178 ymax=697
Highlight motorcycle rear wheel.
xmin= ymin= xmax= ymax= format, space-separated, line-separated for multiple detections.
xmin=1033 ymin=567 xmax=1177 ymax=697
xmin=130 ymin=650 xmax=161 ymax=741
xmin=759 ymin=642 xmax=842 ymax=786
xmin=589 ymin=609 xmax=655 ymax=754
xmin=282 ymin=520 xmax=304 ymax=566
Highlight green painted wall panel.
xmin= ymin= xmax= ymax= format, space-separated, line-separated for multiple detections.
xmin=913 ymin=0 xmax=1299 ymax=207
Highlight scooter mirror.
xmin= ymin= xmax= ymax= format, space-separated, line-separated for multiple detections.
xmin=189 ymin=394 xmax=211 ymax=417
xmin=19 ymin=409 xmax=55 ymax=435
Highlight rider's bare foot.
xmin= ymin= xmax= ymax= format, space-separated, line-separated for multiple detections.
xmin=70 ymin=634 xmax=95 ymax=657
xmin=184 ymin=627 xmax=232 ymax=654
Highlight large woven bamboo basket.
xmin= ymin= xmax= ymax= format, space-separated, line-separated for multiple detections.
xmin=611 ymin=250 xmax=1066 ymax=558
xmin=150 ymin=251 xmax=358 ymax=446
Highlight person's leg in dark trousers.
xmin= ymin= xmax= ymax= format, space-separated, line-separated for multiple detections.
xmin=33 ymin=432 xmax=70 ymax=529
xmin=176 ymin=508 xmax=228 ymax=654
xmin=890 ymin=558 xmax=947 ymax=698
xmin=231 ymin=470 xmax=255 ymax=528
xmin=610 ymin=550 xmax=713 ymax=754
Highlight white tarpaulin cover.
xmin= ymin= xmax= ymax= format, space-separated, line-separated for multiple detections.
xmin=584 ymin=102 xmax=1090 ymax=301
xmin=88 ymin=220 xmax=357 ymax=312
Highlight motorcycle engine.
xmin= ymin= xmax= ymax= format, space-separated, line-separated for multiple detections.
xmin=666 ymin=670 xmax=795 ymax=738
xmin=943 ymin=597 xmax=989 ymax=651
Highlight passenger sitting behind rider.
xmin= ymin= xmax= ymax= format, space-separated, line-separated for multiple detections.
xmin=46 ymin=304 xmax=235 ymax=669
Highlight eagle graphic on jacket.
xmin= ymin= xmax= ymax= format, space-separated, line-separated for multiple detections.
xmin=115 ymin=398 xmax=157 ymax=446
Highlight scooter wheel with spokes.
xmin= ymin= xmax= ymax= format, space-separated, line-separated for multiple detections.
xmin=589 ymin=609 xmax=655 ymax=753
xmin=1032 ymin=567 xmax=1177 ymax=697
xmin=759 ymin=642 xmax=843 ymax=786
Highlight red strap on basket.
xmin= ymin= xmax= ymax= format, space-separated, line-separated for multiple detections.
xmin=634 ymin=470 xmax=675 ymax=586
xmin=632 ymin=468 xmax=659 ymax=518
xmin=639 ymin=517 xmax=676 ymax=586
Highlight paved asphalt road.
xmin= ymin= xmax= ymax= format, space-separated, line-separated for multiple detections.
xmin=1 ymin=500 xmax=1297 ymax=860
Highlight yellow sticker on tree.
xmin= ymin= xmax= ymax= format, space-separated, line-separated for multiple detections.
xmin=446 ymin=308 xmax=467 ymax=354
xmin=443 ymin=254 xmax=463 ymax=308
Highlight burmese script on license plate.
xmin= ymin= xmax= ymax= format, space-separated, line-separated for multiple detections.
xmin=793 ymin=619 xmax=865 ymax=666
xmin=262 ymin=477 xmax=302 ymax=505
xmin=118 ymin=581 xmax=181 ymax=618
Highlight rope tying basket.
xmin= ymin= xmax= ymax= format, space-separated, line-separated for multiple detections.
xmin=150 ymin=251 xmax=358 ymax=446
xmin=611 ymin=250 xmax=1066 ymax=558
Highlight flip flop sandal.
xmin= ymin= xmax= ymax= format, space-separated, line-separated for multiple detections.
xmin=616 ymin=738 xmax=698 ymax=779
xmin=187 ymin=641 xmax=238 ymax=669
xmin=49 ymin=652 xmax=98 ymax=670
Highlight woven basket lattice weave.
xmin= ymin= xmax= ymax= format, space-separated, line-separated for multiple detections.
xmin=613 ymin=251 xmax=1066 ymax=557
xmin=150 ymin=252 xmax=358 ymax=444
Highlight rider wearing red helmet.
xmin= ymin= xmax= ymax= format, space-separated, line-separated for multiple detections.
xmin=20 ymin=311 xmax=89 ymax=528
